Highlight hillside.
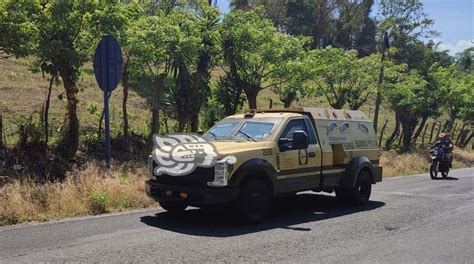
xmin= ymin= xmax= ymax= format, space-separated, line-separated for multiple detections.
xmin=1 ymin=57 xmax=473 ymax=227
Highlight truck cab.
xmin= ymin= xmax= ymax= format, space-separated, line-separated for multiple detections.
xmin=145 ymin=108 xmax=382 ymax=222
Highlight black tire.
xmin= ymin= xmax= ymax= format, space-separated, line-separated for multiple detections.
xmin=236 ymin=177 xmax=272 ymax=223
xmin=430 ymin=161 xmax=438 ymax=179
xmin=159 ymin=201 xmax=187 ymax=214
xmin=336 ymin=170 xmax=372 ymax=206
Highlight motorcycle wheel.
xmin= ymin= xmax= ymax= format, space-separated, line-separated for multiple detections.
xmin=430 ymin=162 xmax=438 ymax=179
xmin=442 ymin=169 xmax=449 ymax=178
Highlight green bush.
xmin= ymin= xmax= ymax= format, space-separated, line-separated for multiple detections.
xmin=89 ymin=187 xmax=109 ymax=215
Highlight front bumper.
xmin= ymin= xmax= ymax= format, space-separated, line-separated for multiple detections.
xmin=145 ymin=180 xmax=239 ymax=206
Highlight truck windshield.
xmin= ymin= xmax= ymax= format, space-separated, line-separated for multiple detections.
xmin=204 ymin=118 xmax=282 ymax=141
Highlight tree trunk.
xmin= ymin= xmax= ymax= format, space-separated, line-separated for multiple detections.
xmin=122 ymin=60 xmax=129 ymax=138
xmin=281 ymin=92 xmax=296 ymax=108
xmin=59 ymin=65 xmax=79 ymax=157
xmin=0 ymin=110 xmax=3 ymax=148
xmin=177 ymin=117 xmax=187 ymax=132
xmin=43 ymin=74 xmax=55 ymax=144
xmin=412 ymin=114 xmax=428 ymax=144
xmin=457 ymin=128 xmax=469 ymax=147
xmin=435 ymin=124 xmax=442 ymax=142
xmin=429 ymin=122 xmax=436 ymax=143
xmin=421 ymin=122 xmax=429 ymax=145
xmin=379 ymin=119 xmax=388 ymax=148
xmin=269 ymin=99 xmax=273 ymax=109
xmin=245 ymin=88 xmax=259 ymax=110
xmin=190 ymin=112 xmax=199 ymax=133
xmin=399 ymin=108 xmax=418 ymax=152
xmin=330 ymin=99 xmax=344 ymax=109
xmin=397 ymin=131 xmax=403 ymax=147
xmin=385 ymin=115 xmax=400 ymax=150
xmin=152 ymin=74 xmax=166 ymax=135
xmin=444 ymin=110 xmax=457 ymax=133
xmin=455 ymin=123 xmax=467 ymax=146
xmin=374 ymin=31 xmax=388 ymax=133
xmin=451 ymin=122 xmax=458 ymax=140
xmin=460 ymin=132 xmax=472 ymax=148
xmin=163 ymin=116 xmax=169 ymax=134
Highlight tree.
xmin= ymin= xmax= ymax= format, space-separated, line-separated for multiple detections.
xmin=309 ymin=47 xmax=379 ymax=109
xmin=375 ymin=0 xmax=438 ymax=135
xmin=129 ymin=4 xmax=220 ymax=133
xmin=0 ymin=1 xmax=35 ymax=58
xmin=378 ymin=0 xmax=435 ymax=68
xmin=128 ymin=14 xmax=180 ymax=135
xmin=270 ymin=39 xmax=312 ymax=108
xmin=384 ymin=66 xmax=428 ymax=152
xmin=457 ymin=47 xmax=474 ymax=72
xmin=162 ymin=4 xmax=221 ymax=132
xmin=220 ymin=9 xmax=300 ymax=109
xmin=355 ymin=0 xmax=377 ymax=57
xmin=13 ymin=1 xmax=99 ymax=156
xmin=284 ymin=0 xmax=316 ymax=37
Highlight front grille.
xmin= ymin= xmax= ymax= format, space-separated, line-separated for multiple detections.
xmin=153 ymin=165 xmax=215 ymax=187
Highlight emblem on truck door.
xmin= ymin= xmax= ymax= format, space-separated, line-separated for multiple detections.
xmin=299 ymin=149 xmax=308 ymax=165
xmin=152 ymin=134 xmax=236 ymax=176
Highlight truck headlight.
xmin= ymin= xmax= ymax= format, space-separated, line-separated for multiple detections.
xmin=208 ymin=162 xmax=233 ymax=187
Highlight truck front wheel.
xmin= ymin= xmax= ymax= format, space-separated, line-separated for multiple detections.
xmin=336 ymin=170 xmax=372 ymax=206
xmin=236 ymin=178 xmax=272 ymax=223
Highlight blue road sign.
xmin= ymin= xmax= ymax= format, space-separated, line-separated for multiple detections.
xmin=93 ymin=36 xmax=123 ymax=92
xmin=93 ymin=35 xmax=123 ymax=168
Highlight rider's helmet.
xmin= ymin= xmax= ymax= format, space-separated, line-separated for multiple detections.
xmin=438 ymin=132 xmax=446 ymax=140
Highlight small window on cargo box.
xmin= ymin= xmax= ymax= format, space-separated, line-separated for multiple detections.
xmin=340 ymin=122 xmax=350 ymax=134
xmin=359 ymin=123 xmax=370 ymax=134
xmin=328 ymin=122 xmax=337 ymax=134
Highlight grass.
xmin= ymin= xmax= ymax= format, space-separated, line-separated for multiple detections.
xmin=0 ymin=162 xmax=155 ymax=226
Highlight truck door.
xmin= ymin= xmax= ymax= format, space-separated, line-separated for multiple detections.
xmin=277 ymin=117 xmax=321 ymax=190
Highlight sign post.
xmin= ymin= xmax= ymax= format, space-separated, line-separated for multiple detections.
xmin=93 ymin=35 xmax=123 ymax=168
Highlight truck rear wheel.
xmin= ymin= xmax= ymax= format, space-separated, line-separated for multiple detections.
xmin=336 ymin=170 xmax=372 ymax=206
xmin=159 ymin=201 xmax=187 ymax=214
xmin=236 ymin=178 xmax=272 ymax=223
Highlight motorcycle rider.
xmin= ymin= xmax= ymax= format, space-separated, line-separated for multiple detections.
xmin=433 ymin=132 xmax=454 ymax=167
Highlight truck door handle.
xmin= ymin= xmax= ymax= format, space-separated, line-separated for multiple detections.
xmin=308 ymin=152 xmax=316 ymax=157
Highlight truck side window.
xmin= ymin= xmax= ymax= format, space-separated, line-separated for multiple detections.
xmin=279 ymin=118 xmax=315 ymax=145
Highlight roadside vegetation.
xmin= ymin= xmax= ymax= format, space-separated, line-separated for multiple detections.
xmin=0 ymin=162 xmax=154 ymax=226
xmin=0 ymin=0 xmax=472 ymax=226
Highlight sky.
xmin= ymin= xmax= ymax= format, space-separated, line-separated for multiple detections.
xmin=215 ymin=0 xmax=473 ymax=55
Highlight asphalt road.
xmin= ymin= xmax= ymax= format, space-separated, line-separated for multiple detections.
xmin=1 ymin=168 xmax=473 ymax=263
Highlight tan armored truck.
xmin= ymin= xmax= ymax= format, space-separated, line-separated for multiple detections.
xmin=145 ymin=108 xmax=382 ymax=222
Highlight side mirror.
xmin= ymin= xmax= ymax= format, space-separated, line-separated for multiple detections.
xmin=278 ymin=138 xmax=291 ymax=151
xmin=292 ymin=130 xmax=308 ymax=150
xmin=278 ymin=131 xmax=308 ymax=152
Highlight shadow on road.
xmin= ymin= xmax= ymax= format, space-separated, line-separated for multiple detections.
xmin=140 ymin=193 xmax=385 ymax=237
xmin=432 ymin=176 xmax=459 ymax=181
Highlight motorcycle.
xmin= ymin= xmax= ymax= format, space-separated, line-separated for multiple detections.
xmin=430 ymin=146 xmax=450 ymax=179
